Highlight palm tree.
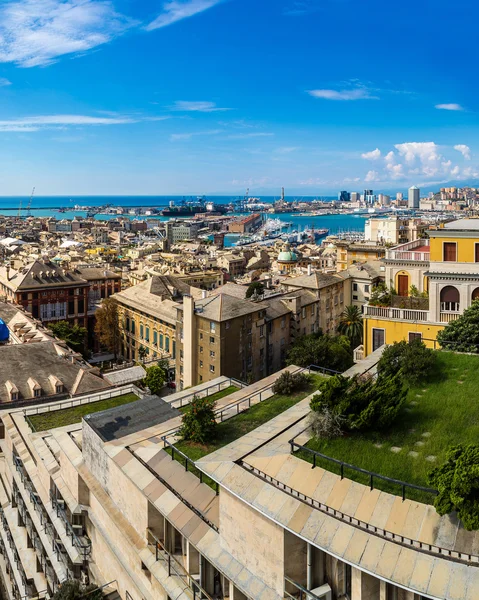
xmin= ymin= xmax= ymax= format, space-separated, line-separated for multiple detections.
xmin=337 ymin=305 xmax=363 ymax=349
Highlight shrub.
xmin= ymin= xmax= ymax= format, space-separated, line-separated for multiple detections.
xmin=179 ymin=395 xmax=217 ymax=444
xmin=437 ymin=300 xmax=479 ymax=352
xmin=272 ymin=371 xmax=310 ymax=395
xmin=310 ymin=373 xmax=407 ymax=432
xmin=308 ymin=406 xmax=344 ymax=439
xmin=428 ymin=444 xmax=479 ymax=530
xmin=245 ymin=281 xmax=265 ymax=298
xmin=377 ymin=339 xmax=435 ymax=384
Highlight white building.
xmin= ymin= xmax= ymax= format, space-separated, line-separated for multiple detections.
xmin=408 ymin=186 xmax=420 ymax=209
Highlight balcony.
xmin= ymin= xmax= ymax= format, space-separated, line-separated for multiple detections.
xmin=386 ymin=239 xmax=430 ymax=262
xmin=440 ymin=311 xmax=461 ymax=323
xmin=364 ymin=304 xmax=429 ymax=322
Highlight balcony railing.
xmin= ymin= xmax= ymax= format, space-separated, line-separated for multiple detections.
xmin=50 ymin=491 xmax=91 ymax=560
xmin=440 ymin=311 xmax=461 ymax=323
xmin=385 ymin=239 xmax=430 ymax=262
xmin=364 ymin=305 xmax=429 ymax=322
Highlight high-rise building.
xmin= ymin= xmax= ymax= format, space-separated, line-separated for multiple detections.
xmin=396 ymin=192 xmax=404 ymax=202
xmin=378 ymin=194 xmax=391 ymax=206
xmin=350 ymin=191 xmax=360 ymax=203
xmin=408 ymin=185 xmax=420 ymax=209
xmin=364 ymin=189 xmax=375 ymax=205
xmin=338 ymin=190 xmax=350 ymax=202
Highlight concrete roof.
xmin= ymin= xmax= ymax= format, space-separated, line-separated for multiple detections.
xmin=103 ymin=365 xmax=146 ymax=386
xmin=443 ymin=218 xmax=479 ymax=231
xmin=282 ymin=271 xmax=344 ymax=291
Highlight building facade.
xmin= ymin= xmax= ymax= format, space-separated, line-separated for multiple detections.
xmin=0 ymin=368 xmax=473 ymax=600
xmin=363 ymin=218 xmax=479 ymax=354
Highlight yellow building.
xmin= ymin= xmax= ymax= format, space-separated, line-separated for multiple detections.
xmin=335 ymin=241 xmax=386 ymax=272
xmin=363 ymin=218 xmax=479 ymax=354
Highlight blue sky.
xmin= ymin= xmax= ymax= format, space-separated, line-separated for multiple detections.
xmin=0 ymin=0 xmax=477 ymax=195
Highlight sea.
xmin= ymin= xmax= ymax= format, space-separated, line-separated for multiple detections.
xmin=0 ymin=195 xmax=368 ymax=247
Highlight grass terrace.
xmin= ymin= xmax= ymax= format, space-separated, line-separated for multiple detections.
xmin=167 ymin=373 xmax=324 ymax=466
xmin=297 ymin=352 xmax=479 ymax=503
xmin=28 ymin=393 xmax=140 ymax=431
xmin=178 ymin=385 xmax=239 ymax=413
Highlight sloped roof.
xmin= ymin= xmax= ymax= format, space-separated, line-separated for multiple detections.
xmin=0 ymin=260 xmax=88 ymax=291
xmin=194 ymin=293 xmax=259 ymax=321
xmin=282 ymin=271 xmax=344 ymax=291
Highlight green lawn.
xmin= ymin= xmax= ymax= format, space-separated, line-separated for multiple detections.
xmin=28 ymin=393 xmax=140 ymax=431
xmin=178 ymin=385 xmax=239 ymax=413
xmin=168 ymin=374 xmax=324 ymax=467
xmin=298 ymin=352 xmax=479 ymax=503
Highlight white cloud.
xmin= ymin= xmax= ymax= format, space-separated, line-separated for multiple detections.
xmin=308 ymin=88 xmax=378 ymax=101
xmin=395 ymin=142 xmax=441 ymax=164
xmin=146 ymin=0 xmax=223 ymax=31
xmin=275 ymin=146 xmax=300 ymax=154
xmin=365 ymin=170 xmax=380 ymax=182
xmin=171 ymin=100 xmax=231 ymax=112
xmin=435 ymin=103 xmax=464 ymax=111
xmin=454 ymin=144 xmax=471 ymax=160
xmin=170 ymin=129 xmax=222 ymax=141
xmin=0 ymin=113 xmax=168 ymax=132
xmin=0 ymin=0 xmax=135 ymax=68
xmin=386 ymin=163 xmax=405 ymax=180
xmin=361 ymin=148 xmax=381 ymax=160
xmin=384 ymin=151 xmax=396 ymax=163
xmin=0 ymin=78 xmax=11 ymax=86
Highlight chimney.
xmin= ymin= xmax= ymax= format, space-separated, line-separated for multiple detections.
xmin=5 ymin=264 xmax=10 ymax=281
xmin=202 ymin=290 xmax=207 ymax=299
xmin=307 ymin=263 xmax=312 ymax=276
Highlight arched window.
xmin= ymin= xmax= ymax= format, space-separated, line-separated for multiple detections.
xmin=472 ymin=288 xmax=479 ymax=302
xmin=125 ymin=317 xmax=130 ymax=332
xmin=440 ymin=286 xmax=460 ymax=312
xmin=140 ymin=323 xmax=144 ymax=339
xmin=153 ymin=330 xmax=158 ymax=346
xmin=165 ymin=336 xmax=170 ymax=352
xmin=131 ymin=320 xmax=135 ymax=334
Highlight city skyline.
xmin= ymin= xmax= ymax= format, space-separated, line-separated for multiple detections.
xmin=0 ymin=0 xmax=477 ymax=195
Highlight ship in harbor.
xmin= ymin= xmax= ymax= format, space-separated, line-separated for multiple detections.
xmin=161 ymin=198 xmax=229 ymax=217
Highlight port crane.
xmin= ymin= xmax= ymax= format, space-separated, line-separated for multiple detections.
xmin=26 ymin=187 xmax=35 ymax=217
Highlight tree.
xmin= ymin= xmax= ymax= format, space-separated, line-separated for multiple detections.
xmin=437 ymin=300 xmax=479 ymax=352
xmin=48 ymin=321 xmax=87 ymax=354
xmin=377 ymin=338 xmax=436 ymax=384
xmin=94 ymin=298 xmax=121 ymax=359
xmin=337 ymin=305 xmax=363 ymax=349
xmin=52 ymin=580 xmax=102 ymax=600
xmin=179 ymin=395 xmax=217 ymax=444
xmin=144 ymin=364 xmax=167 ymax=395
xmin=310 ymin=372 xmax=407 ymax=433
xmin=245 ymin=281 xmax=265 ymax=298
xmin=138 ymin=346 xmax=147 ymax=362
xmin=287 ymin=332 xmax=353 ymax=373
xmin=428 ymin=444 xmax=479 ymax=531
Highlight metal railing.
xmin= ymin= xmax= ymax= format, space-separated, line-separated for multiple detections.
xmin=284 ymin=577 xmax=331 ymax=600
xmin=49 ymin=490 xmax=91 ymax=560
xmin=167 ymin=377 xmax=246 ymax=409
xmin=161 ymin=437 xmax=219 ymax=495
xmin=23 ymin=384 xmax=140 ymax=430
xmin=127 ymin=446 xmax=219 ymax=533
xmin=306 ymin=365 xmax=342 ymax=376
xmin=242 ymin=462 xmax=479 ymax=567
xmin=289 ymin=439 xmax=437 ymax=503
xmin=146 ymin=529 xmax=214 ymax=600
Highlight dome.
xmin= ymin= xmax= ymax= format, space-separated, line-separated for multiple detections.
xmin=278 ymin=242 xmax=298 ymax=263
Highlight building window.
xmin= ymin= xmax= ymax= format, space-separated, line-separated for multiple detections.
xmin=259 ymin=325 xmax=264 ymax=337
xmin=353 ymin=295 xmax=358 ymax=300
xmin=199 ymin=360 xmax=203 ymax=368
xmin=153 ymin=330 xmax=158 ymax=345
xmin=200 ymin=346 xmax=203 ymax=353
xmin=301 ymin=308 xmax=306 ymax=319
xmin=443 ymin=242 xmax=457 ymax=262
xmin=210 ymin=336 xmax=215 ymax=344
xmin=409 ymin=332 xmax=422 ymax=343
xmin=475 ymin=243 xmax=479 ymax=263
xmin=440 ymin=285 xmax=460 ymax=312
xmin=372 ymin=328 xmax=385 ymax=351
xmin=353 ymin=283 xmax=358 ymax=291
xmin=281 ymin=317 xmax=286 ymax=328
xmin=159 ymin=333 xmax=163 ymax=349
xmin=199 ymin=332 xmax=203 ymax=340
xmin=210 ymin=350 xmax=215 ymax=358
xmin=131 ymin=321 xmax=135 ymax=334
xmin=125 ymin=317 xmax=130 ymax=332
xmin=34 ymin=389 xmax=41 ymax=398
xmin=364 ymin=284 xmax=370 ymax=293
xmin=165 ymin=337 xmax=170 ymax=352
xmin=140 ymin=324 xmax=144 ymax=339
xmin=225 ymin=322 xmax=230 ymax=329
xmin=209 ymin=364 xmax=215 ymax=373
xmin=145 ymin=327 xmax=150 ymax=342
xmin=210 ymin=322 xmax=216 ymax=333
